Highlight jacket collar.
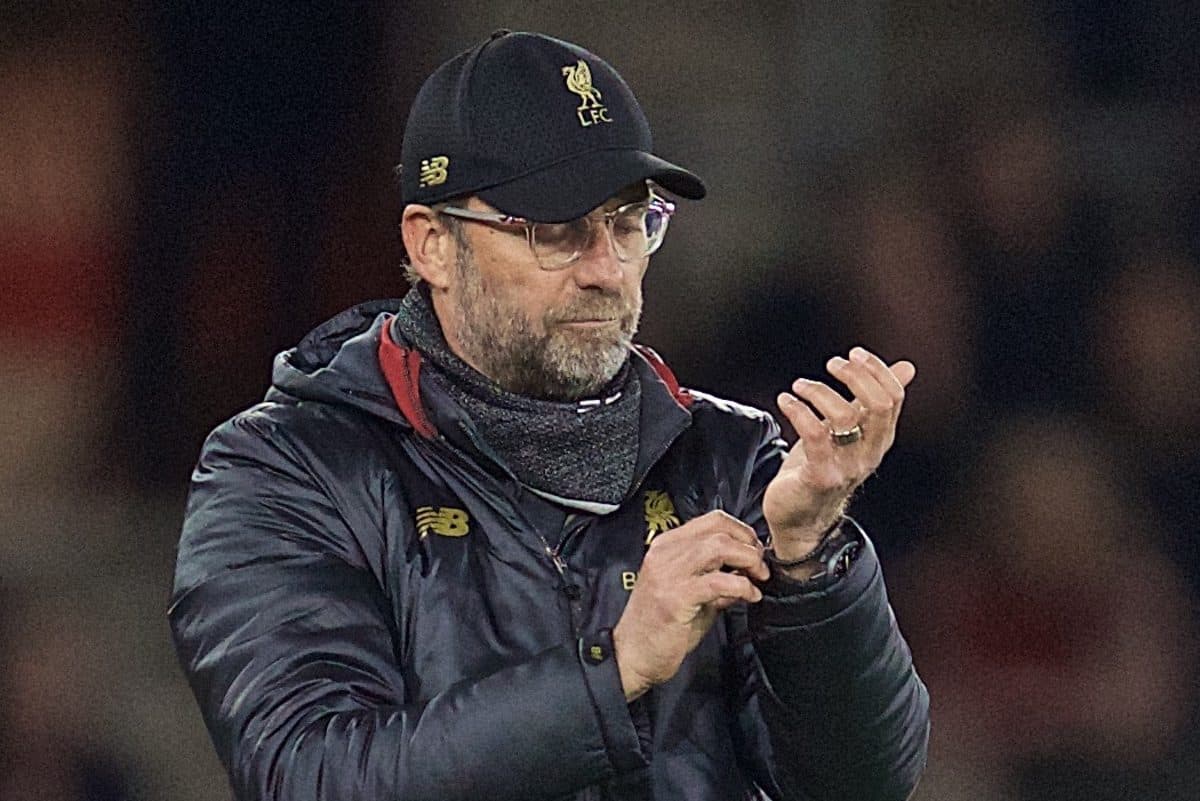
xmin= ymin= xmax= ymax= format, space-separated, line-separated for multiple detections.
xmin=378 ymin=315 xmax=693 ymax=506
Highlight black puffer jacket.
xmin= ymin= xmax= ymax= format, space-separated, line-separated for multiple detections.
xmin=169 ymin=300 xmax=929 ymax=801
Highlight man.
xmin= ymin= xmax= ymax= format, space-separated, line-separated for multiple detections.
xmin=170 ymin=30 xmax=929 ymax=801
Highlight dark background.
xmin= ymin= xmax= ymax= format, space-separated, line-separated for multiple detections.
xmin=2 ymin=2 xmax=1199 ymax=799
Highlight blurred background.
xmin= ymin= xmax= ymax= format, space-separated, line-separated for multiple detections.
xmin=2 ymin=1 xmax=1198 ymax=799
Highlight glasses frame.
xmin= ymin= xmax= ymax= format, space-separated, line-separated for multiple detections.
xmin=436 ymin=187 xmax=676 ymax=270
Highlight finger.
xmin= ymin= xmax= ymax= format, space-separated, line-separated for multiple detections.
xmin=848 ymin=346 xmax=917 ymax=400
xmin=654 ymin=510 xmax=756 ymax=542
xmin=694 ymin=510 xmax=761 ymax=549
xmin=789 ymin=378 xmax=858 ymax=429
xmin=693 ymin=571 xmax=763 ymax=605
xmin=777 ymin=392 xmax=836 ymax=461
xmin=889 ymin=359 xmax=917 ymax=388
xmin=723 ymin=551 xmax=771 ymax=582
xmin=652 ymin=510 xmax=760 ymax=551
xmin=849 ymin=346 xmax=906 ymax=400
xmin=643 ymin=514 xmax=767 ymax=580
xmin=712 ymin=594 xmax=757 ymax=611
xmin=696 ymin=535 xmax=769 ymax=581
xmin=827 ymin=355 xmax=894 ymax=414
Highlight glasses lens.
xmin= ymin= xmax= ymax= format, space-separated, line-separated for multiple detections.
xmin=531 ymin=218 xmax=589 ymax=268
xmin=529 ymin=197 xmax=672 ymax=268
xmin=610 ymin=205 xmax=651 ymax=261
xmin=642 ymin=205 xmax=668 ymax=256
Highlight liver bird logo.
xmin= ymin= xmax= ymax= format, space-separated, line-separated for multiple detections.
xmin=562 ymin=60 xmax=605 ymax=111
xmin=643 ymin=490 xmax=681 ymax=545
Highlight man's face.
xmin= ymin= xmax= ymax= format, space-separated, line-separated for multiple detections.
xmin=440 ymin=184 xmax=650 ymax=401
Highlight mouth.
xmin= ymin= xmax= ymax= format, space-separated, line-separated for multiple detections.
xmin=556 ymin=318 xmax=620 ymax=328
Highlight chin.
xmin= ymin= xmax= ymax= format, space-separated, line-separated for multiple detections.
xmin=571 ymin=351 xmax=628 ymax=387
xmin=538 ymin=344 xmax=626 ymax=398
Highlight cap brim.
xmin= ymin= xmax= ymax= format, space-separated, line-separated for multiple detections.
xmin=477 ymin=149 xmax=706 ymax=223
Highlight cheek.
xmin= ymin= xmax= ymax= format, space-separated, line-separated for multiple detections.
xmin=625 ymin=264 xmax=647 ymax=306
xmin=630 ymin=258 xmax=649 ymax=288
xmin=482 ymin=270 xmax=557 ymax=331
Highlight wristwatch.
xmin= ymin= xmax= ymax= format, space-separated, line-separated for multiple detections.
xmin=764 ymin=516 xmax=863 ymax=592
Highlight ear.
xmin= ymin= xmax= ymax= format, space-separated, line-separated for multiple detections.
xmin=401 ymin=204 xmax=457 ymax=289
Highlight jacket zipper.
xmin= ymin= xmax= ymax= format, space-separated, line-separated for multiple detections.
xmin=434 ymin=444 xmax=607 ymax=801
xmin=426 ymin=435 xmax=590 ymax=636
xmin=537 ymin=529 xmax=585 ymax=636
xmin=528 ymin=512 xmax=589 ymax=638
xmin=540 ymin=525 xmax=603 ymax=801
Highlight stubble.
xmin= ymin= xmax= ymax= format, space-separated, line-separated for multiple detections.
xmin=449 ymin=238 xmax=641 ymax=401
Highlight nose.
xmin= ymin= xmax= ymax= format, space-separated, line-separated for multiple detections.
xmin=568 ymin=220 xmax=626 ymax=290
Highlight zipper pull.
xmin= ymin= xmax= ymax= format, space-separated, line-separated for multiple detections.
xmin=546 ymin=546 xmax=568 ymax=575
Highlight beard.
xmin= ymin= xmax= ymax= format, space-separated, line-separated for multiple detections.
xmin=449 ymin=246 xmax=642 ymax=401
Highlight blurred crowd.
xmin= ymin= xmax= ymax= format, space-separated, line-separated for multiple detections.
xmin=2 ymin=2 xmax=1198 ymax=800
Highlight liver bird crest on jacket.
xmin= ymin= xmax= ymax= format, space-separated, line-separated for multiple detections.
xmin=643 ymin=490 xmax=681 ymax=545
xmin=562 ymin=60 xmax=604 ymax=111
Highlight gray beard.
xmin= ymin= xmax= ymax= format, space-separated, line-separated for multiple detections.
xmin=450 ymin=248 xmax=642 ymax=401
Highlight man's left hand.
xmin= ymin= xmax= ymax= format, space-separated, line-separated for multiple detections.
xmin=762 ymin=346 xmax=916 ymax=563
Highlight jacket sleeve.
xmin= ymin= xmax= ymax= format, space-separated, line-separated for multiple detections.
xmin=733 ymin=417 xmax=930 ymax=801
xmin=169 ymin=409 xmax=646 ymax=801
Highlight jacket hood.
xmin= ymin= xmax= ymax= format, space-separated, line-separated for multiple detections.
xmin=266 ymin=298 xmax=696 ymax=478
xmin=267 ymin=299 xmax=411 ymax=427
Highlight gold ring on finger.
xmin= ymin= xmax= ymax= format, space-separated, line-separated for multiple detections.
xmin=830 ymin=423 xmax=863 ymax=447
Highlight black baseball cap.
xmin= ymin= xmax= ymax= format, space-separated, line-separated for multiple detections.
xmin=399 ymin=30 xmax=706 ymax=223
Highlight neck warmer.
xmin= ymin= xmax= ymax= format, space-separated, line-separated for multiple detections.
xmin=392 ymin=288 xmax=641 ymax=510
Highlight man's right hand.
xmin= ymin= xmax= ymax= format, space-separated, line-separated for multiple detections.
xmin=611 ymin=511 xmax=769 ymax=701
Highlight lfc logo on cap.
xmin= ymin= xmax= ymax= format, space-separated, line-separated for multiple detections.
xmin=562 ymin=60 xmax=612 ymax=127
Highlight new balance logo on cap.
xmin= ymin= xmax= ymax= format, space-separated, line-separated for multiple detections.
xmin=418 ymin=156 xmax=449 ymax=187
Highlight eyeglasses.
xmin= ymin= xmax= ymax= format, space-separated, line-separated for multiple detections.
xmin=437 ymin=189 xmax=676 ymax=270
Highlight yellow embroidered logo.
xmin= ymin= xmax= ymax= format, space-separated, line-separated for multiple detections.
xmin=561 ymin=60 xmax=612 ymax=127
xmin=415 ymin=506 xmax=470 ymax=538
xmin=418 ymin=156 xmax=449 ymax=187
xmin=643 ymin=490 xmax=681 ymax=545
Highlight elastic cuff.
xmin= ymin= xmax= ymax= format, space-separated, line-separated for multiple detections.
xmin=751 ymin=531 xmax=882 ymax=633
